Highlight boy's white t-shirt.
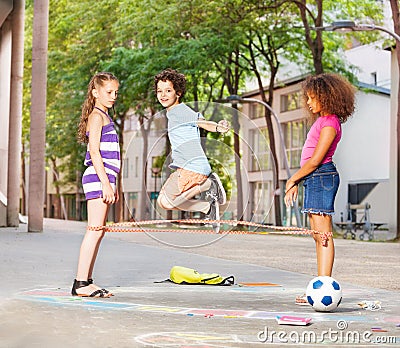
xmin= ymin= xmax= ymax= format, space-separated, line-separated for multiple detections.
xmin=166 ymin=103 xmax=211 ymax=176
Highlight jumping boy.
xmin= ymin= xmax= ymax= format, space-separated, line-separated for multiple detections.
xmin=154 ymin=68 xmax=229 ymax=232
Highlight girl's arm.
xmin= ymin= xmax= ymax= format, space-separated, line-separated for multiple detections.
xmin=87 ymin=113 xmax=116 ymax=204
xmin=197 ymin=119 xmax=230 ymax=133
xmin=285 ymin=126 xmax=336 ymax=206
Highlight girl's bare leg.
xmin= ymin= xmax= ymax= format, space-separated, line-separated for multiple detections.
xmin=88 ymin=205 xmax=109 ymax=280
xmin=74 ymin=198 xmax=109 ymax=295
xmin=309 ymin=213 xmax=335 ymax=276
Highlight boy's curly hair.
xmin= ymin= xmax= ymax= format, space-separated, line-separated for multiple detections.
xmin=301 ymin=73 xmax=356 ymax=124
xmin=154 ymin=68 xmax=186 ymax=100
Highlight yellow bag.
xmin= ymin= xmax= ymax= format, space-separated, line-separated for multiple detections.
xmin=169 ymin=266 xmax=234 ymax=285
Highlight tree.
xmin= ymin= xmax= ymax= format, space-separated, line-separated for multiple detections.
xmin=281 ymin=0 xmax=384 ymax=75
xmin=23 ymin=0 xmax=386 ymax=227
xmin=45 ymin=0 xmax=122 ymax=220
xmin=28 ymin=0 xmax=49 ymax=232
xmin=238 ymin=4 xmax=297 ymax=225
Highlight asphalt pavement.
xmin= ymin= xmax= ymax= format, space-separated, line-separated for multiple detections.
xmin=0 ymin=219 xmax=399 ymax=347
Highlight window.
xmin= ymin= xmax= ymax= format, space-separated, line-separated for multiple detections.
xmin=249 ymin=128 xmax=271 ymax=171
xmin=283 ymin=181 xmax=305 ymax=226
xmin=123 ymin=158 xmax=129 ymax=178
xmin=371 ymin=72 xmax=377 ymax=86
xmin=250 ymin=181 xmax=273 ymax=224
xmin=124 ymin=114 xmax=140 ymax=131
xmin=283 ymin=120 xmax=306 ymax=168
xmin=250 ymin=103 xmax=264 ymax=119
xmin=281 ymin=91 xmax=301 ymax=112
xmin=126 ymin=192 xmax=138 ymax=220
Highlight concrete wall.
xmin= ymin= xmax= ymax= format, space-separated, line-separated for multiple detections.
xmin=240 ymin=81 xmax=391 ymax=233
xmin=0 ymin=0 xmax=13 ymax=26
xmin=122 ymin=122 xmax=167 ymax=219
xmin=334 ymin=91 xmax=391 ymax=230
xmin=388 ymin=50 xmax=398 ymax=237
xmin=345 ymin=43 xmax=391 ymax=88
xmin=0 ymin=9 xmax=13 ymax=225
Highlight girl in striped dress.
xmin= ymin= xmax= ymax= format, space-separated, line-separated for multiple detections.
xmin=72 ymin=72 xmax=120 ymax=297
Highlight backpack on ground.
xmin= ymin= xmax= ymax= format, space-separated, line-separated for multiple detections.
xmin=169 ymin=266 xmax=234 ymax=286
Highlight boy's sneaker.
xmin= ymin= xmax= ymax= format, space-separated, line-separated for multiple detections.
xmin=205 ymin=200 xmax=220 ymax=233
xmin=206 ymin=172 xmax=226 ymax=205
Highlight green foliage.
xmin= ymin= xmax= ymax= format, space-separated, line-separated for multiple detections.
xmin=22 ymin=0 xmax=386 ymax=191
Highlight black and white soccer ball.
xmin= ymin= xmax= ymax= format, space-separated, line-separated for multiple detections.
xmin=306 ymin=276 xmax=342 ymax=312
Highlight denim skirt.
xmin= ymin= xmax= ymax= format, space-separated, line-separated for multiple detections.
xmin=301 ymin=162 xmax=339 ymax=216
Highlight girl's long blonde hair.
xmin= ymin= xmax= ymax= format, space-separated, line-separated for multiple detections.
xmin=77 ymin=72 xmax=118 ymax=143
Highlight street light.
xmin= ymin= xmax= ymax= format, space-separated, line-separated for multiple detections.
xmin=315 ymin=20 xmax=400 ymax=42
xmin=226 ymin=95 xmax=302 ymax=227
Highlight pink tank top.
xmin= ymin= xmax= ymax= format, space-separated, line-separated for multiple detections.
xmin=300 ymin=115 xmax=341 ymax=167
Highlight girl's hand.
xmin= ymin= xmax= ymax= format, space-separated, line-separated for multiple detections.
xmin=284 ymin=180 xmax=298 ymax=207
xmin=115 ymin=188 xmax=119 ymax=203
xmin=102 ymin=184 xmax=116 ymax=204
xmin=217 ymin=120 xmax=230 ymax=133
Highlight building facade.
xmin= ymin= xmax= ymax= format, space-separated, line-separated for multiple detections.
xmin=239 ymin=80 xmax=392 ymax=238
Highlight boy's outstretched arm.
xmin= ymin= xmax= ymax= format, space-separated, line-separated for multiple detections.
xmin=197 ymin=119 xmax=230 ymax=133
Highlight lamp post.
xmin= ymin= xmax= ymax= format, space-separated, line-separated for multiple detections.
xmin=314 ymin=20 xmax=400 ymax=238
xmin=315 ymin=20 xmax=400 ymax=42
xmin=226 ymin=95 xmax=302 ymax=227
xmin=151 ymin=167 xmax=161 ymax=219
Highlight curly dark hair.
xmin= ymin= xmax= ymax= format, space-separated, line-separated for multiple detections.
xmin=154 ymin=68 xmax=186 ymax=100
xmin=301 ymin=73 xmax=356 ymax=124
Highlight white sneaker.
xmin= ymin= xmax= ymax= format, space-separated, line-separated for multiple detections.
xmin=206 ymin=172 xmax=226 ymax=205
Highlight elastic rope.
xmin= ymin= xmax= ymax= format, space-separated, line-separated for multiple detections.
xmin=87 ymin=219 xmax=333 ymax=246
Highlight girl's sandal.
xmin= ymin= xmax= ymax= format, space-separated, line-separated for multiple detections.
xmin=88 ymin=278 xmax=114 ymax=296
xmin=295 ymin=293 xmax=310 ymax=306
xmin=71 ymin=279 xmax=111 ymax=298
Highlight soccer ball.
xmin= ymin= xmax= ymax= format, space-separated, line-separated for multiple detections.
xmin=306 ymin=276 xmax=342 ymax=312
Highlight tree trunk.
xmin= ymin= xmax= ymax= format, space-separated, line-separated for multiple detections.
xmin=224 ymin=51 xmax=244 ymax=220
xmin=296 ymin=0 xmax=325 ymax=74
xmin=247 ymin=39 xmax=282 ymax=225
xmin=28 ymin=0 xmax=49 ymax=232
xmin=263 ymin=67 xmax=282 ymax=226
xmin=232 ymin=105 xmax=244 ymax=220
xmin=7 ymin=0 xmax=25 ymax=226
xmin=138 ymin=116 xmax=153 ymax=221
xmin=115 ymin=116 xmax=125 ymax=222
xmin=50 ymin=158 xmax=67 ymax=220
xmin=164 ymin=134 xmax=173 ymax=220
xmin=75 ymin=170 xmax=81 ymax=221
xmin=50 ymin=158 xmax=61 ymax=218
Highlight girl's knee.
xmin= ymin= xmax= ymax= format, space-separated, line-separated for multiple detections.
xmin=85 ymin=227 xmax=105 ymax=240
xmin=313 ymin=232 xmax=334 ymax=247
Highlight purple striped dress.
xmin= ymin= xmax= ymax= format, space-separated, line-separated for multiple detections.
xmin=82 ymin=114 xmax=121 ymax=200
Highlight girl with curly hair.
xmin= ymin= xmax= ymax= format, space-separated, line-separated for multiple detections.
xmin=284 ymin=73 xmax=355 ymax=304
